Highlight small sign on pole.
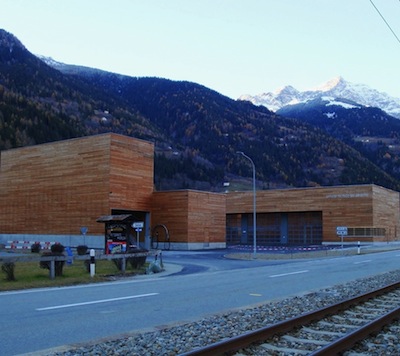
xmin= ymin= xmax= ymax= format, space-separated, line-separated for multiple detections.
xmin=132 ymin=222 xmax=144 ymax=247
xmin=336 ymin=226 xmax=348 ymax=236
xmin=336 ymin=226 xmax=348 ymax=251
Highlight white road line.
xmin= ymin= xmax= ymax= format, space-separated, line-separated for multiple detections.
xmin=269 ymin=270 xmax=309 ymax=278
xmin=354 ymin=260 xmax=372 ymax=264
xmin=36 ymin=293 xmax=159 ymax=311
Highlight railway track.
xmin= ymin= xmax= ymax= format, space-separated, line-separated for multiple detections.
xmin=181 ymin=282 xmax=400 ymax=356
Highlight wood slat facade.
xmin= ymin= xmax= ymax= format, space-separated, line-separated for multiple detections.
xmin=0 ymin=133 xmax=153 ymax=236
xmin=152 ymin=190 xmax=226 ymax=249
xmin=226 ymin=185 xmax=400 ymax=243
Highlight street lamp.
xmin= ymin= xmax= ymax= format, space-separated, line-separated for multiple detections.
xmin=237 ymin=151 xmax=257 ymax=258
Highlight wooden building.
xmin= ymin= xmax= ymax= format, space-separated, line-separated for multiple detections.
xmin=152 ymin=190 xmax=226 ymax=250
xmin=226 ymin=185 xmax=400 ymax=245
xmin=0 ymin=133 xmax=399 ymax=250
xmin=0 ymin=133 xmax=226 ymax=250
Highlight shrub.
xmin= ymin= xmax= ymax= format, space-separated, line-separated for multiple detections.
xmin=51 ymin=243 xmax=65 ymax=254
xmin=111 ymin=256 xmax=124 ymax=271
xmin=31 ymin=243 xmax=41 ymax=253
xmin=40 ymin=243 xmax=65 ymax=277
xmin=1 ymin=262 xmax=16 ymax=281
xmin=76 ymin=245 xmax=88 ymax=255
xmin=77 ymin=246 xmax=90 ymax=273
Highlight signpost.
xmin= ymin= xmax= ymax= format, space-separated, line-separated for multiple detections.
xmin=132 ymin=222 xmax=144 ymax=248
xmin=336 ymin=226 xmax=348 ymax=250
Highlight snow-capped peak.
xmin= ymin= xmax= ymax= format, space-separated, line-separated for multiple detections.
xmin=275 ymin=85 xmax=299 ymax=96
xmin=239 ymin=77 xmax=400 ymax=119
xmin=311 ymin=76 xmax=345 ymax=92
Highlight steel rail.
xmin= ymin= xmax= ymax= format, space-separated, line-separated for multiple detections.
xmin=179 ymin=281 xmax=400 ymax=356
xmin=310 ymin=305 xmax=400 ymax=355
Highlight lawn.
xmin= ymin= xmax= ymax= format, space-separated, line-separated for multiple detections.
xmin=0 ymin=256 xmax=147 ymax=292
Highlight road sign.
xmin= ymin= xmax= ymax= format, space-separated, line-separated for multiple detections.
xmin=133 ymin=222 xmax=144 ymax=248
xmin=336 ymin=226 xmax=348 ymax=236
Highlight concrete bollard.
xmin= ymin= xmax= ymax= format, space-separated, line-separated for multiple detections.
xmin=90 ymin=249 xmax=95 ymax=277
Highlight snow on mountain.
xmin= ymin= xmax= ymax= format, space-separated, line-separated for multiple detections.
xmin=239 ymin=76 xmax=400 ymax=119
xmin=37 ymin=55 xmax=65 ymax=68
xmin=37 ymin=55 xmax=73 ymax=73
xmin=321 ymin=96 xmax=362 ymax=110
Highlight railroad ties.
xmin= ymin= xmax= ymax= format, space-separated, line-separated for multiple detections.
xmin=181 ymin=282 xmax=400 ymax=355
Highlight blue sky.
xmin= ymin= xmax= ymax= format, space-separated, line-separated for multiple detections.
xmin=1 ymin=0 xmax=400 ymax=99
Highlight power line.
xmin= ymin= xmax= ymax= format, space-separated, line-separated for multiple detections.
xmin=369 ymin=0 xmax=400 ymax=45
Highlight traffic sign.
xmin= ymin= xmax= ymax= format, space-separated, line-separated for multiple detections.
xmin=132 ymin=222 xmax=144 ymax=228
xmin=336 ymin=226 xmax=348 ymax=236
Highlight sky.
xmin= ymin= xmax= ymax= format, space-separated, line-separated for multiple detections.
xmin=1 ymin=0 xmax=400 ymax=99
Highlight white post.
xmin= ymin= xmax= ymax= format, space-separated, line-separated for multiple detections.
xmin=90 ymin=249 xmax=95 ymax=277
xmin=357 ymin=241 xmax=361 ymax=255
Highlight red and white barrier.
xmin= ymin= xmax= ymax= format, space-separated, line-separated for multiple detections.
xmin=6 ymin=240 xmax=57 ymax=250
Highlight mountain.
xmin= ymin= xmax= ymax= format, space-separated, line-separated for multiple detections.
xmin=2 ymin=29 xmax=400 ymax=192
xmin=239 ymin=76 xmax=400 ymax=119
xmin=276 ymin=97 xmax=400 ymax=182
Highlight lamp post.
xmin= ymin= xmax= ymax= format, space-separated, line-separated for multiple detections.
xmin=237 ymin=151 xmax=257 ymax=258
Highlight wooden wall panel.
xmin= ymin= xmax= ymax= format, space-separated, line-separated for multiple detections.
xmin=372 ymin=185 xmax=400 ymax=239
xmin=187 ymin=191 xmax=226 ymax=244
xmin=0 ymin=133 xmax=155 ymax=236
xmin=227 ymin=185 xmax=400 ymax=243
xmin=152 ymin=191 xmax=189 ymax=243
xmin=109 ymin=134 xmax=154 ymax=212
xmin=152 ymin=190 xmax=226 ymax=245
xmin=0 ymin=134 xmax=112 ymax=235
xmin=319 ymin=186 xmax=373 ymax=242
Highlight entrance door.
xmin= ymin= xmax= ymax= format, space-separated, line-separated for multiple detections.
xmin=304 ymin=225 xmax=312 ymax=244
xmin=287 ymin=212 xmax=323 ymax=245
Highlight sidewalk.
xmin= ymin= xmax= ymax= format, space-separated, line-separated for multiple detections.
xmin=225 ymin=242 xmax=400 ymax=260
xmin=137 ymin=262 xmax=183 ymax=278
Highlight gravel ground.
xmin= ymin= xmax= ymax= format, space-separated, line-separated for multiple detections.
xmin=43 ymin=266 xmax=400 ymax=356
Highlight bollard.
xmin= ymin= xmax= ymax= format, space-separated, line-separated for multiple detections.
xmin=121 ymin=255 xmax=126 ymax=273
xmin=50 ymin=259 xmax=55 ymax=280
xmin=90 ymin=249 xmax=95 ymax=277
xmin=357 ymin=241 xmax=361 ymax=255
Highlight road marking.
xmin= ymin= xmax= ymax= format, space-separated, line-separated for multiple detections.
xmin=36 ymin=293 xmax=159 ymax=311
xmin=249 ymin=293 xmax=262 ymax=297
xmin=269 ymin=270 xmax=309 ymax=278
xmin=354 ymin=260 xmax=372 ymax=264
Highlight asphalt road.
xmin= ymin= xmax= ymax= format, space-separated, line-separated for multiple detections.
xmin=1 ymin=248 xmax=400 ymax=355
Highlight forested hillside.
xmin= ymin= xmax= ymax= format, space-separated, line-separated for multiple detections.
xmin=1 ymin=29 xmax=400 ymax=191
xmin=277 ymin=98 xmax=400 ymax=184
